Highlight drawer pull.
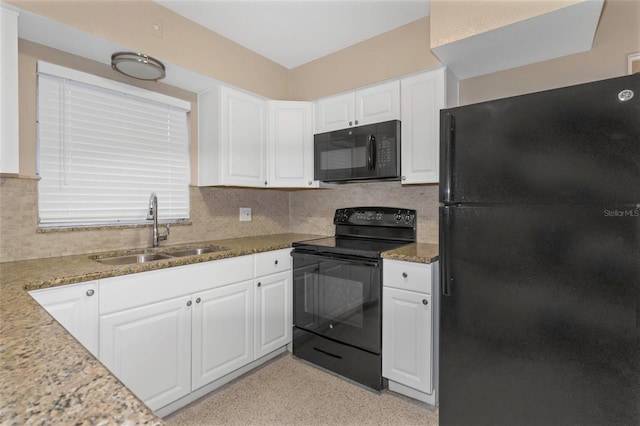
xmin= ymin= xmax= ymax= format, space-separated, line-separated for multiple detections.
xmin=402 ymin=272 xmax=408 ymax=278
xmin=274 ymin=260 xmax=278 ymax=265
xmin=422 ymin=299 xmax=429 ymax=305
xmin=186 ymin=300 xmax=192 ymax=307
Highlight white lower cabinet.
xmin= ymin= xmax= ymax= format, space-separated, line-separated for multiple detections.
xmin=255 ymin=271 xmax=291 ymax=358
xmin=192 ymin=280 xmax=254 ymax=390
xmin=29 ymin=281 xmax=99 ymax=358
xmin=254 ymin=249 xmax=293 ymax=358
xmin=382 ymin=259 xmax=439 ymax=405
xmin=383 ymin=287 xmax=432 ymax=392
xmin=98 ymin=251 xmax=292 ymax=413
xmin=100 ymin=295 xmax=192 ymax=411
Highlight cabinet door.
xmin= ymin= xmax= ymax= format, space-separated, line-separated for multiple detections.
xmin=314 ymin=92 xmax=355 ymax=133
xmin=382 ymin=287 xmax=432 ymax=393
xmin=0 ymin=5 xmax=19 ymax=174
xmin=192 ymin=280 xmax=254 ymax=390
xmin=255 ymin=271 xmax=292 ymax=358
xmin=355 ymin=80 xmax=400 ymax=127
xmin=99 ymin=296 xmax=192 ymax=411
xmin=400 ymin=68 xmax=445 ymax=184
xmin=29 ymin=281 xmax=99 ymax=357
xmin=221 ymin=86 xmax=267 ymax=187
xmin=267 ymin=101 xmax=317 ymax=188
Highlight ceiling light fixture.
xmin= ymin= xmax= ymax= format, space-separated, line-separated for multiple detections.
xmin=111 ymin=52 xmax=166 ymax=81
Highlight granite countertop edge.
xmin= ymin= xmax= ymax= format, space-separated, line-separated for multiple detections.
xmin=0 ymin=233 xmax=437 ymax=424
xmin=381 ymin=242 xmax=439 ymax=264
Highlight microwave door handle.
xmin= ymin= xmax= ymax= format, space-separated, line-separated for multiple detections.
xmin=371 ymin=135 xmax=376 ymax=170
xmin=367 ymin=134 xmax=376 ymax=170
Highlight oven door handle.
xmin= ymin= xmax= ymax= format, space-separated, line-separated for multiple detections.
xmin=292 ymin=251 xmax=381 ymax=268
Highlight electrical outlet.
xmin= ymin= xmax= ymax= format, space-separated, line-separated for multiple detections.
xmin=239 ymin=207 xmax=252 ymax=222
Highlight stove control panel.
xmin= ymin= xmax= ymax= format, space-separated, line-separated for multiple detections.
xmin=334 ymin=207 xmax=416 ymax=227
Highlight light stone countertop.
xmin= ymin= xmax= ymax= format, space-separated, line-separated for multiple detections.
xmin=0 ymin=233 xmax=436 ymax=424
xmin=0 ymin=233 xmax=323 ymax=425
xmin=381 ymin=242 xmax=439 ymax=264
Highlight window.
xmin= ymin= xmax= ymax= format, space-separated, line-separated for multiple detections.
xmin=37 ymin=62 xmax=190 ymax=227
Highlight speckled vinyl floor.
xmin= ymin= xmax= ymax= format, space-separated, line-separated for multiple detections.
xmin=164 ymin=353 xmax=438 ymax=426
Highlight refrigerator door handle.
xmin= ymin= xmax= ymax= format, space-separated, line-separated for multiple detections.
xmin=440 ymin=206 xmax=453 ymax=297
xmin=441 ymin=113 xmax=455 ymax=203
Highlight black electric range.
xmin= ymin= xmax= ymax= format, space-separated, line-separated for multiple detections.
xmin=291 ymin=207 xmax=416 ymax=391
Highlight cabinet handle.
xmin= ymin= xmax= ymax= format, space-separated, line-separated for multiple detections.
xmin=422 ymin=299 xmax=429 ymax=305
xmin=274 ymin=260 xmax=278 ymax=265
xmin=196 ymin=297 xmax=201 ymax=303
xmin=349 ymin=121 xmax=353 ymax=126
xmin=401 ymin=176 xmax=406 ymax=181
xmin=308 ymin=181 xmax=312 ymax=186
xmin=355 ymin=120 xmax=359 ymax=125
xmin=86 ymin=289 xmax=95 ymax=297
xmin=264 ymin=181 xmax=268 ymax=186
xmin=402 ymin=272 xmax=408 ymax=278
xmin=186 ymin=300 xmax=192 ymax=307
xmin=257 ymin=282 xmax=262 ymax=287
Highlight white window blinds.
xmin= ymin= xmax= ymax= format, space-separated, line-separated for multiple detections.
xmin=37 ymin=62 xmax=190 ymax=227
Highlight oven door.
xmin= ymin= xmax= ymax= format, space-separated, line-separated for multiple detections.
xmin=292 ymin=250 xmax=382 ymax=354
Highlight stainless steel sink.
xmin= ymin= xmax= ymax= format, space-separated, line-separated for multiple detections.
xmin=93 ymin=246 xmax=229 ymax=265
xmin=165 ymin=246 xmax=228 ymax=257
xmin=95 ymin=253 xmax=173 ymax=265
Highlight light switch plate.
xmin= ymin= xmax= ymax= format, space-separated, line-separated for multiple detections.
xmin=239 ymin=207 xmax=252 ymax=221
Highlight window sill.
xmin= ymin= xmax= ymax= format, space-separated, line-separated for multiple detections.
xmin=36 ymin=220 xmax=192 ymax=233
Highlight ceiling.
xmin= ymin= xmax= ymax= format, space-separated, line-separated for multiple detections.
xmin=154 ymin=0 xmax=430 ymax=69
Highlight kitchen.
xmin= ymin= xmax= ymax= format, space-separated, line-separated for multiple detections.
xmin=1 ymin=0 xmax=639 ymax=424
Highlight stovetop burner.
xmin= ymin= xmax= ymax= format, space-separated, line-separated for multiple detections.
xmin=293 ymin=207 xmax=417 ymax=259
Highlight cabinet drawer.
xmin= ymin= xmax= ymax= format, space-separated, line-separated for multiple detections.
xmin=383 ymin=259 xmax=432 ymax=294
xmin=254 ymin=248 xmax=292 ymax=277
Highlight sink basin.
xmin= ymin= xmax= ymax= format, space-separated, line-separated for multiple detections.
xmin=93 ymin=246 xmax=229 ymax=265
xmin=96 ymin=253 xmax=173 ymax=265
xmin=165 ymin=246 xmax=228 ymax=257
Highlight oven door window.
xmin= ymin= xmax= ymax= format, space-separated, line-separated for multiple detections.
xmin=293 ymin=253 xmax=381 ymax=353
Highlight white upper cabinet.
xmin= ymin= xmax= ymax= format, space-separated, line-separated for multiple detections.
xmin=0 ymin=5 xmax=19 ymax=174
xmin=355 ymin=81 xmax=401 ymax=127
xmin=267 ymin=101 xmax=317 ymax=188
xmin=198 ymin=85 xmax=267 ymax=187
xmin=400 ymin=67 xmax=458 ymax=184
xmin=199 ymin=86 xmax=316 ymax=188
xmin=314 ymin=80 xmax=400 ymax=133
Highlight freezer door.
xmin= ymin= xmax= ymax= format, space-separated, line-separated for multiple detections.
xmin=439 ymin=204 xmax=640 ymax=426
xmin=440 ymin=74 xmax=640 ymax=204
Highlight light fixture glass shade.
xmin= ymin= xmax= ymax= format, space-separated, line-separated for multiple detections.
xmin=111 ymin=52 xmax=166 ymax=81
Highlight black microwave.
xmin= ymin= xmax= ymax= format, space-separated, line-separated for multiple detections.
xmin=314 ymin=120 xmax=401 ymax=183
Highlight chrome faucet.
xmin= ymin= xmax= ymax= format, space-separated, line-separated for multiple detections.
xmin=147 ymin=192 xmax=170 ymax=248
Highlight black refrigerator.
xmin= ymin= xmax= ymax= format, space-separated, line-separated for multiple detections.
xmin=439 ymin=74 xmax=640 ymax=426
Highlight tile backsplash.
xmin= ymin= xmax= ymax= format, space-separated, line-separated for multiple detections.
xmin=0 ymin=177 xmax=438 ymax=262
